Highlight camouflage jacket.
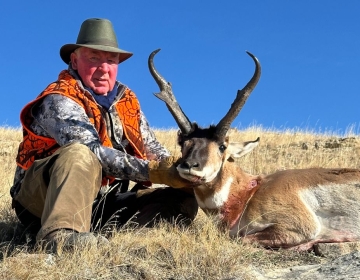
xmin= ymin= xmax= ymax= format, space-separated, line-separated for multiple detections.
xmin=11 ymin=67 xmax=169 ymax=197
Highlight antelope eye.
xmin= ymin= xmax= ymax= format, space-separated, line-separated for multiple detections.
xmin=219 ymin=144 xmax=227 ymax=153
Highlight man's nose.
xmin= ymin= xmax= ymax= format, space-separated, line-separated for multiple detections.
xmin=98 ymin=62 xmax=110 ymax=72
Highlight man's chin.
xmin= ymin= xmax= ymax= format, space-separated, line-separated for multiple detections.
xmin=91 ymin=83 xmax=112 ymax=95
xmin=92 ymin=88 xmax=109 ymax=95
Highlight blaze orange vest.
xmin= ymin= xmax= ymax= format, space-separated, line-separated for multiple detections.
xmin=16 ymin=70 xmax=147 ymax=174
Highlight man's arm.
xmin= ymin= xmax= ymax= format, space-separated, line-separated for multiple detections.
xmin=31 ymin=94 xmax=150 ymax=181
xmin=139 ymin=111 xmax=170 ymax=161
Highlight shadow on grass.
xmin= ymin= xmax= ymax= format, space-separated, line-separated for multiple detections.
xmin=0 ymin=220 xmax=38 ymax=260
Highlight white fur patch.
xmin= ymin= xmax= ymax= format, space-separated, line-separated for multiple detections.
xmin=300 ymin=183 xmax=360 ymax=236
xmin=195 ymin=177 xmax=233 ymax=209
xmin=201 ymin=164 xmax=222 ymax=182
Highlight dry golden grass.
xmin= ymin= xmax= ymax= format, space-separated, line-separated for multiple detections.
xmin=0 ymin=126 xmax=359 ymax=279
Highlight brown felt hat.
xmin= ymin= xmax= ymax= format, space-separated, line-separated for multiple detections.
xmin=60 ymin=18 xmax=133 ymax=64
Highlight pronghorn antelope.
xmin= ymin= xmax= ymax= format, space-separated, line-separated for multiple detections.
xmin=148 ymin=49 xmax=360 ymax=251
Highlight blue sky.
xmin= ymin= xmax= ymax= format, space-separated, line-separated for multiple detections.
xmin=2 ymin=1 xmax=360 ymax=135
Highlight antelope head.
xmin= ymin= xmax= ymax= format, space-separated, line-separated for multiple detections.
xmin=148 ymin=49 xmax=261 ymax=185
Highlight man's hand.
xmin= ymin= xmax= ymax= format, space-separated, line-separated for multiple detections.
xmin=148 ymin=156 xmax=193 ymax=188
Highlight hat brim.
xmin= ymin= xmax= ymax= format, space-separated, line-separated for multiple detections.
xmin=60 ymin=44 xmax=133 ymax=64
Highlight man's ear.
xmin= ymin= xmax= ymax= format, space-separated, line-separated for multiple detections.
xmin=70 ymin=52 xmax=78 ymax=70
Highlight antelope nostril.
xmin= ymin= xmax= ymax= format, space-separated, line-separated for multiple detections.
xmin=181 ymin=162 xmax=191 ymax=169
xmin=181 ymin=161 xmax=199 ymax=169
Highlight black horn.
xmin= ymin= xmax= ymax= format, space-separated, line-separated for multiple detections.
xmin=148 ymin=49 xmax=193 ymax=134
xmin=215 ymin=51 xmax=261 ymax=140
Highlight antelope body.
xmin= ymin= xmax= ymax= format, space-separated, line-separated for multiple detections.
xmin=148 ymin=49 xmax=360 ymax=251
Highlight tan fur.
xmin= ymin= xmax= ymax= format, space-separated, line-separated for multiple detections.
xmin=236 ymin=167 xmax=360 ymax=249
xmin=178 ymin=138 xmax=360 ymax=251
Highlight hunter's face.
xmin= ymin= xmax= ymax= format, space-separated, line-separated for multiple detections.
xmin=71 ymin=47 xmax=119 ymax=95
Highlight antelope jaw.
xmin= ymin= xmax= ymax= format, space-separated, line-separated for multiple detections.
xmin=177 ymin=166 xmax=219 ymax=183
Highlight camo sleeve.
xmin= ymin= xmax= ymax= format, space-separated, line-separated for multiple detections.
xmin=30 ymin=94 xmax=152 ymax=182
xmin=139 ymin=111 xmax=170 ymax=161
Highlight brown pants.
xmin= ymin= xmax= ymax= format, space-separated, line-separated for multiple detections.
xmin=14 ymin=143 xmax=198 ymax=241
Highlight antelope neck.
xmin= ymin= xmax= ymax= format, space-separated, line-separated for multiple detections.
xmin=219 ymin=178 xmax=260 ymax=228
xmin=194 ymin=175 xmax=261 ymax=229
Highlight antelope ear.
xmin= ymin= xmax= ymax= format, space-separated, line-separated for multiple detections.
xmin=228 ymin=137 xmax=260 ymax=159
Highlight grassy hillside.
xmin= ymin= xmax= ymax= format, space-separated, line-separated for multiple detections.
xmin=0 ymin=126 xmax=359 ymax=279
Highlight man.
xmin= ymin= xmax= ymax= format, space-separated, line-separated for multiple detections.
xmin=10 ymin=18 xmax=198 ymax=253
